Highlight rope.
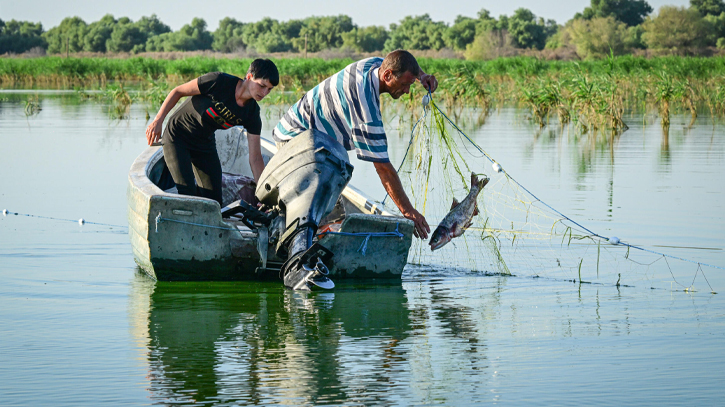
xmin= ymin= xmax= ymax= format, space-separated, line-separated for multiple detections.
xmin=2 ymin=209 xmax=126 ymax=228
xmin=154 ymin=213 xmax=238 ymax=233
xmin=317 ymin=223 xmax=405 ymax=256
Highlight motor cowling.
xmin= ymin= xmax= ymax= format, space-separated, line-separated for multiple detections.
xmin=255 ymin=130 xmax=354 ymax=284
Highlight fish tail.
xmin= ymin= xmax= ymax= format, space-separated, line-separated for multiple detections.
xmin=471 ymin=172 xmax=490 ymax=190
xmin=479 ymin=176 xmax=490 ymax=189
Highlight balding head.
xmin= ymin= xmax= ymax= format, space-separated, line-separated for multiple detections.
xmin=380 ymin=49 xmax=421 ymax=79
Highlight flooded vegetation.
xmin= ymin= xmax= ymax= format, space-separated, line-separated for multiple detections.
xmin=3 ymin=55 xmax=724 ymax=130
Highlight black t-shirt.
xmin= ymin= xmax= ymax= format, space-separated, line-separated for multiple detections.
xmin=164 ymin=72 xmax=262 ymax=144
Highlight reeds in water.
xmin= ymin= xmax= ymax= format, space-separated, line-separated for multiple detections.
xmin=7 ymin=55 xmax=725 ymax=131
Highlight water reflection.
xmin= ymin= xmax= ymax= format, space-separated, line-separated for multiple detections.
xmin=129 ymin=272 xmax=414 ymax=405
xmin=661 ymin=125 xmax=671 ymax=163
xmin=127 ymin=269 xmax=515 ymax=405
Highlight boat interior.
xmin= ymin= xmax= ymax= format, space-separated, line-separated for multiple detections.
xmin=145 ymin=128 xmax=387 ymax=237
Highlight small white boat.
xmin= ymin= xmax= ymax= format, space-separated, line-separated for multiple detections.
xmin=127 ymin=128 xmax=414 ymax=281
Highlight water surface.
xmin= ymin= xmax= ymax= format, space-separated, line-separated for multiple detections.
xmin=1 ymin=93 xmax=723 ymax=405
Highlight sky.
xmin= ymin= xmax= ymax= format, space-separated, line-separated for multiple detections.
xmin=2 ymin=0 xmax=692 ymax=31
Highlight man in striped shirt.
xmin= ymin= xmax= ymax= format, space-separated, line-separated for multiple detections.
xmin=272 ymin=50 xmax=438 ymax=239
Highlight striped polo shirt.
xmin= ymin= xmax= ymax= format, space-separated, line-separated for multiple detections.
xmin=272 ymin=57 xmax=389 ymax=163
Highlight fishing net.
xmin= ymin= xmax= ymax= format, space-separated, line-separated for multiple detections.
xmin=384 ymin=97 xmax=719 ymax=292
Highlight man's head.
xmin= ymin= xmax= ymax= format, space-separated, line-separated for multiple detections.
xmin=379 ymin=50 xmax=421 ymax=99
xmin=248 ymin=58 xmax=279 ymax=86
xmin=245 ymin=58 xmax=279 ymax=101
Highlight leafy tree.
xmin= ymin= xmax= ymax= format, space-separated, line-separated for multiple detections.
xmin=146 ymin=18 xmax=212 ymax=52
xmin=83 ymin=14 xmax=116 ymax=52
xmin=567 ymin=16 xmax=630 ymax=58
xmin=135 ymin=15 xmax=171 ymax=38
xmin=0 ymin=19 xmax=46 ymax=54
xmin=341 ymin=26 xmax=388 ymax=52
xmin=43 ymin=16 xmax=87 ymax=54
xmin=626 ymin=24 xmax=647 ymax=49
xmin=182 ymin=18 xmax=213 ymax=50
xmin=240 ymin=18 xmax=295 ymax=52
xmin=292 ymin=15 xmax=354 ymax=52
xmin=507 ymin=8 xmax=557 ymax=50
xmin=464 ymin=8 xmax=554 ymax=58
xmin=578 ymin=0 xmax=654 ymax=27
xmin=212 ymin=17 xmax=246 ymax=52
xmin=106 ymin=18 xmax=146 ymax=53
xmin=691 ymin=0 xmax=725 ymax=16
xmin=476 ymin=9 xmax=506 ymax=34
xmin=254 ymin=31 xmax=295 ymax=53
xmin=385 ymin=14 xmax=448 ymax=51
xmin=444 ymin=16 xmax=477 ymax=51
xmin=642 ymin=6 xmax=712 ymax=51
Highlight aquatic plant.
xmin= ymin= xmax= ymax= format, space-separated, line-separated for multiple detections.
xmin=24 ymin=96 xmax=41 ymax=116
xmin=654 ymin=71 xmax=676 ymax=128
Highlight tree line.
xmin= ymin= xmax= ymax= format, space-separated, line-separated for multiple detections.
xmin=3 ymin=0 xmax=725 ymax=59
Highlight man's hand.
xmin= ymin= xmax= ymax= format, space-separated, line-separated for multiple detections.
xmin=419 ymin=73 xmax=438 ymax=93
xmin=145 ymin=119 xmax=162 ymax=145
xmin=373 ymin=161 xmax=431 ymax=240
xmin=402 ymin=207 xmax=430 ymax=240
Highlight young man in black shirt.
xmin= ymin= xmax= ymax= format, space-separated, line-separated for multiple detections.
xmin=145 ymin=59 xmax=278 ymax=206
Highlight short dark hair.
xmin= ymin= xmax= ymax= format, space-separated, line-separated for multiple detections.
xmin=248 ymin=58 xmax=279 ymax=86
xmin=380 ymin=50 xmax=420 ymax=78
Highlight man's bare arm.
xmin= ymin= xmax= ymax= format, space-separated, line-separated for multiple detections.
xmin=374 ymin=161 xmax=430 ymax=239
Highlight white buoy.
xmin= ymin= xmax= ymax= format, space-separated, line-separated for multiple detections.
xmin=422 ymin=93 xmax=431 ymax=107
xmin=609 ymin=236 xmax=620 ymax=245
xmin=2 ymin=209 xmax=7 ymax=216
xmin=78 ymin=218 xmax=85 ymax=225
xmin=492 ymin=162 xmax=503 ymax=173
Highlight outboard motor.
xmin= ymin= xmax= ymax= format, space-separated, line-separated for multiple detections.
xmin=255 ymin=130 xmax=354 ymax=290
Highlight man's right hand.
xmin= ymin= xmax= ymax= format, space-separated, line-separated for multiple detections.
xmin=373 ymin=161 xmax=431 ymax=240
xmin=403 ymin=208 xmax=430 ymax=240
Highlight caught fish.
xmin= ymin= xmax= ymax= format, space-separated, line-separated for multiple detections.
xmin=429 ymin=172 xmax=489 ymax=251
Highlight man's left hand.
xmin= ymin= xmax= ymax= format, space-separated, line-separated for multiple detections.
xmin=419 ymin=73 xmax=438 ymax=93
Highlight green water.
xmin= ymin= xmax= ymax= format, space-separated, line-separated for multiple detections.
xmin=1 ymin=93 xmax=724 ymax=405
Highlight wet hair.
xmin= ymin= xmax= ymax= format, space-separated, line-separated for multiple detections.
xmin=247 ymin=58 xmax=279 ymax=86
xmin=380 ymin=50 xmax=421 ymax=78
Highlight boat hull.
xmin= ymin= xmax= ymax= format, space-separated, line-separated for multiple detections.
xmin=127 ymin=134 xmax=414 ymax=281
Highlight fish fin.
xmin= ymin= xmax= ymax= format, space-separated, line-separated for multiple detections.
xmin=463 ymin=220 xmax=473 ymax=230
xmin=450 ymin=198 xmax=460 ymax=211
xmin=473 ymin=202 xmax=479 ymax=216
xmin=470 ymin=172 xmax=477 ymax=188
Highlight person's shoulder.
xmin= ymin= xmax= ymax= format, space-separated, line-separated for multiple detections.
xmin=358 ymin=56 xmax=383 ymax=64
xmin=202 ymin=72 xmax=240 ymax=84
xmin=345 ymin=57 xmax=383 ymax=72
xmin=362 ymin=57 xmax=384 ymax=73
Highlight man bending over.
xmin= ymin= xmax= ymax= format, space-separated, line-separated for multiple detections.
xmin=272 ymin=49 xmax=438 ymax=240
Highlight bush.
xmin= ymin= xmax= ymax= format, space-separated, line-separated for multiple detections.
xmin=642 ymin=6 xmax=713 ymax=53
xmin=464 ymin=30 xmax=518 ymax=60
xmin=567 ymin=17 xmax=631 ymax=58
